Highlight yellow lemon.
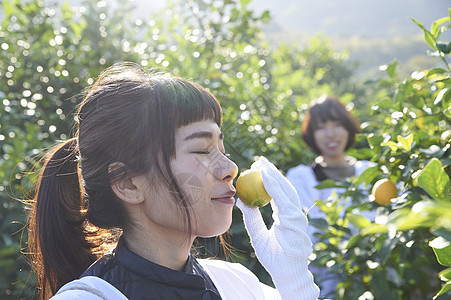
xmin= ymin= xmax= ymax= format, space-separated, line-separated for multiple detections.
xmin=371 ymin=178 xmax=398 ymax=205
xmin=236 ymin=169 xmax=272 ymax=207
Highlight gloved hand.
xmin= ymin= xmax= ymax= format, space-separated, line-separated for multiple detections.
xmin=236 ymin=157 xmax=319 ymax=300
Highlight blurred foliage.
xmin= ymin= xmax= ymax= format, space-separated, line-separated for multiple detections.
xmin=310 ymin=10 xmax=451 ymax=299
xmin=1 ymin=0 xmax=448 ymax=299
xmin=0 ymin=0 xmax=359 ymax=297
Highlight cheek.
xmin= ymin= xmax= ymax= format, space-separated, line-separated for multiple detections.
xmin=191 ymin=155 xmax=222 ymax=179
xmin=190 ymin=158 xmax=212 ymax=178
xmin=174 ymin=159 xmax=213 ymax=204
xmin=313 ymin=131 xmax=324 ymax=143
xmin=338 ymin=128 xmax=349 ymax=142
xmin=174 ymin=157 xmax=208 ymax=177
xmin=141 ymin=185 xmax=185 ymax=227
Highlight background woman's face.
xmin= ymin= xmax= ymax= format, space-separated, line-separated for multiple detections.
xmin=313 ymin=120 xmax=349 ymax=160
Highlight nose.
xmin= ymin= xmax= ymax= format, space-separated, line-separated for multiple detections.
xmin=214 ymin=154 xmax=238 ymax=182
xmin=325 ymin=125 xmax=335 ymax=137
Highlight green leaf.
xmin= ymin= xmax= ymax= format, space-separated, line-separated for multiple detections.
xmin=410 ymin=201 xmax=451 ymax=221
xmin=61 ymin=0 xmax=74 ymax=20
xmin=361 ymin=223 xmax=388 ymax=235
xmin=439 ymin=267 xmax=451 ymax=281
xmin=431 ymin=16 xmax=450 ymax=38
xmin=434 ymin=88 xmax=451 ymax=106
xmin=444 ymin=104 xmax=451 ymax=119
xmin=416 ymin=158 xmax=451 ymax=202
xmin=309 ymin=218 xmax=329 ymax=230
xmin=0 ymin=246 xmax=17 ymax=257
xmin=239 ymin=0 xmax=251 ymax=8
xmin=367 ymin=133 xmax=384 ymax=150
xmin=260 ymin=10 xmax=271 ymax=23
xmin=315 ymin=179 xmax=347 ymax=189
xmin=434 ymin=228 xmax=451 ymax=244
xmin=436 ymin=42 xmax=451 ymax=54
xmin=2 ymin=0 xmax=15 ymax=18
xmin=433 ymin=282 xmax=451 ymax=299
xmin=395 ymin=211 xmax=435 ymax=231
xmin=71 ymin=21 xmax=86 ymax=38
xmin=379 ymin=237 xmax=399 ymax=263
xmin=348 ymin=213 xmax=371 ymax=228
xmin=370 ymin=270 xmax=398 ymax=300
xmin=443 ymin=91 xmax=451 ymax=119
xmin=411 ymin=17 xmax=436 ymax=49
xmin=378 ymin=97 xmax=395 ymax=109
xmin=355 ymin=165 xmax=380 ymax=187
xmin=430 ymin=237 xmax=451 ymax=266
xmin=316 ymin=198 xmax=340 ymax=215
xmin=12 ymin=135 xmax=25 ymax=154
xmin=381 ymin=140 xmax=399 ymax=151
xmin=386 ymin=61 xmax=398 ymax=80
xmin=345 ymin=234 xmax=362 ymax=249
xmin=436 ymin=78 xmax=451 ymax=84
xmin=397 ymin=133 xmax=414 ymax=151
xmin=427 ymin=68 xmax=448 ymax=77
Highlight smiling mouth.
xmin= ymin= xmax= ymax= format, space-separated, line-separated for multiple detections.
xmin=326 ymin=142 xmax=339 ymax=148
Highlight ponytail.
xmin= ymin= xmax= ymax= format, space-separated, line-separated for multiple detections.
xmin=25 ymin=64 xmax=225 ymax=298
xmin=28 ymin=138 xmax=102 ymax=299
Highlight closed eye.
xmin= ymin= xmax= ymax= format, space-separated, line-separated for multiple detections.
xmin=192 ymin=151 xmax=210 ymax=154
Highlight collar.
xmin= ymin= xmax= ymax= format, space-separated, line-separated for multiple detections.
xmin=114 ymin=238 xmax=207 ymax=289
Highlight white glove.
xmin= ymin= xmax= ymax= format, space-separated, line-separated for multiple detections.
xmin=236 ymin=157 xmax=319 ymax=300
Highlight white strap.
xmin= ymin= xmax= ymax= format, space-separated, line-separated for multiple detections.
xmin=52 ymin=276 xmax=128 ymax=300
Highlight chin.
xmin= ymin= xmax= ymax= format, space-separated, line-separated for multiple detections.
xmin=198 ymin=220 xmax=232 ymax=238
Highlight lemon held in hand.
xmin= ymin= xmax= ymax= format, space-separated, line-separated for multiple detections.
xmin=236 ymin=169 xmax=272 ymax=208
xmin=371 ymin=178 xmax=397 ymax=206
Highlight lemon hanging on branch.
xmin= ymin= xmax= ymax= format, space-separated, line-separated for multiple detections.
xmin=371 ymin=178 xmax=398 ymax=205
xmin=236 ymin=169 xmax=272 ymax=208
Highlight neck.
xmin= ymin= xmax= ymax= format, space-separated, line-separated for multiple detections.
xmin=321 ymin=155 xmax=348 ymax=166
xmin=122 ymin=220 xmax=194 ymax=271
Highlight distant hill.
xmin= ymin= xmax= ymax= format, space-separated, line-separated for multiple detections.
xmin=251 ymin=0 xmax=450 ymax=78
xmin=252 ymin=0 xmax=449 ymax=39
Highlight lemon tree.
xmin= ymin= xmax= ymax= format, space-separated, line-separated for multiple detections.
xmin=309 ymin=10 xmax=451 ymax=299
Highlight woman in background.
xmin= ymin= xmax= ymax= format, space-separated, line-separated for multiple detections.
xmin=287 ymin=95 xmax=375 ymax=298
xmin=27 ymin=62 xmax=319 ymax=300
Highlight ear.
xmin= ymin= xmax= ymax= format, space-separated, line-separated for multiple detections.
xmin=109 ymin=162 xmax=146 ymax=205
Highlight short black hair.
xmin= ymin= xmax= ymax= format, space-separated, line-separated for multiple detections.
xmin=301 ymin=96 xmax=360 ymax=155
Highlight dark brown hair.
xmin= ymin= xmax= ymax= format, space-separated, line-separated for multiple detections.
xmin=27 ymin=62 xmax=222 ymax=299
xmin=301 ymin=95 xmax=360 ymax=154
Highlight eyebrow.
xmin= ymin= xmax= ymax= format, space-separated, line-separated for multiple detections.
xmin=184 ymin=131 xmax=223 ymax=141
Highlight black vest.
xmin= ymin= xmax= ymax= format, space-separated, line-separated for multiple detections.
xmin=81 ymin=239 xmax=221 ymax=300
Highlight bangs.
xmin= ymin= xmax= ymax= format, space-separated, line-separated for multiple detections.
xmin=310 ymin=106 xmax=342 ymax=129
xmin=155 ymin=76 xmax=222 ymax=128
xmin=308 ymin=97 xmax=350 ymax=130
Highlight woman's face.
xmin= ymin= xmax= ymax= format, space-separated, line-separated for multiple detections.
xmin=313 ymin=120 xmax=349 ymax=161
xmin=141 ymin=119 xmax=238 ymax=239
